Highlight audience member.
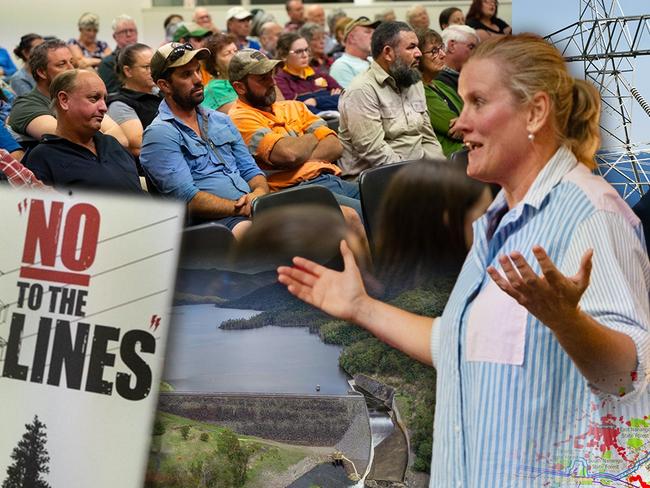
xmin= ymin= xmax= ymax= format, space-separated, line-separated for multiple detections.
xmin=0 ymin=124 xmax=23 ymax=160
xmin=9 ymin=39 xmax=127 ymax=149
xmin=228 ymin=49 xmax=365 ymax=225
xmin=437 ymin=25 xmax=479 ymax=92
xmin=164 ymin=14 xmax=184 ymax=42
xmin=0 ymin=46 xmax=17 ymax=79
xmin=98 ymin=15 xmax=139 ymax=93
xmin=418 ymin=29 xmax=464 ymax=156
xmin=329 ymin=16 xmax=353 ymax=59
xmin=192 ymin=7 xmax=219 ymax=34
xmin=275 ymin=33 xmax=341 ymax=114
xmin=107 ymin=43 xmax=162 ymax=157
xmin=329 ymin=17 xmax=379 ymax=88
xmin=226 ymin=7 xmax=261 ymax=50
xmin=259 ymin=22 xmax=283 ymax=58
xmin=173 ymin=22 xmax=211 ymax=49
xmin=439 ymin=7 xmax=465 ymax=30
xmin=305 ymin=5 xmax=336 ymax=54
xmin=23 ymin=70 xmax=141 ymax=193
xmin=466 ymin=0 xmax=512 ymax=41
xmin=0 ymin=148 xmax=47 ymax=189
xmin=201 ymin=34 xmax=239 ymax=113
xmin=338 ymin=22 xmax=443 ymax=177
xmin=300 ymin=23 xmax=333 ymax=74
xmin=140 ymin=43 xmax=269 ymax=237
xmin=10 ymin=34 xmax=44 ymax=96
xmin=285 ymin=0 xmax=306 ymax=33
xmin=374 ymin=159 xmax=490 ymax=294
xmin=251 ymin=9 xmax=276 ymax=39
xmin=374 ymin=9 xmax=396 ymax=23
xmin=406 ymin=5 xmax=431 ymax=31
xmin=68 ymin=12 xmax=111 ymax=69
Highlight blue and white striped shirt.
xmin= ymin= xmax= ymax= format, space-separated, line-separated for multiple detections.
xmin=430 ymin=146 xmax=650 ymax=487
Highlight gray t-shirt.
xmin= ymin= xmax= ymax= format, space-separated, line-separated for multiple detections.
xmin=107 ymin=101 xmax=137 ymax=125
xmin=9 ymin=88 xmax=52 ymax=136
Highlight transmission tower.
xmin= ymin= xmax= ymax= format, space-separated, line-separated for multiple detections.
xmin=545 ymin=0 xmax=650 ymax=203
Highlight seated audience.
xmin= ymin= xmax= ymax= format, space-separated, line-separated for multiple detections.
xmin=466 ymin=0 xmax=512 ymax=41
xmin=107 ymin=43 xmax=162 ymax=157
xmin=329 ymin=17 xmax=379 ymax=89
xmin=437 ymin=25 xmax=479 ymax=92
xmin=140 ymin=43 xmax=269 ymax=238
xmin=10 ymin=40 xmax=127 ymax=149
xmin=338 ymin=22 xmax=443 ymax=177
xmin=300 ymin=23 xmax=333 ymax=74
xmin=192 ymin=7 xmax=219 ymax=34
xmin=406 ymin=5 xmax=431 ymax=31
xmin=226 ymin=7 xmax=261 ymax=50
xmin=284 ymin=0 xmax=306 ymax=33
xmin=10 ymin=34 xmax=44 ymax=96
xmin=164 ymin=14 xmax=184 ymax=42
xmin=374 ymin=159 xmax=491 ymax=294
xmin=417 ymin=29 xmax=464 ymax=156
xmin=304 ymin=5 xmax=336 ymax=56
xmin=439 ymin=7 xmax=465 ymax=30
xmin=23 ymin=70 xmax=141 ymax=193
xmin=0 ymin=148 xmax=47 ymax=189
xmin=374 ymin=9 xmax=396 ymax=23
xmin=68 ymin=12 xmax=111 ymax=69
xmin=228 ymin=49 xmax=360 ymax=219
xmin=328 ymin=16 xmax=353 ymax=59
xmin=274 ymin=33 xmax=341 ymax=114
xmin=173 ymin=22 xmax=213 ymax=85
xmin=98 ymin=15 xmax=139 ymax=94
xmin=259 ymin=22 xmax=283 ymax=58
xmin=201 ymin=34 xmax=239 ymax=113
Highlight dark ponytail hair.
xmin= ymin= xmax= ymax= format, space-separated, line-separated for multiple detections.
xmin=14 ymin=33 xmax=43 ymax=61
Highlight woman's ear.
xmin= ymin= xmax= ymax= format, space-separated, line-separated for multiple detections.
xmin=527 ymin=91 xmax=551 ymax=135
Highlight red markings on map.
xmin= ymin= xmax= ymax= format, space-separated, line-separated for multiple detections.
xmin=628 ymin=474 xmax=650 ymax=487
xmin=17 ymin=198 xmax=28 ymax=215
xmin=573 ymin=414 xmax=630 ymax=461
xmin=150 ymin=315 xmax=161 ymax=332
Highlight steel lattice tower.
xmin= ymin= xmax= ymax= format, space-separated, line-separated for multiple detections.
xmin=545 ymin=0 xmax=650 ymax=203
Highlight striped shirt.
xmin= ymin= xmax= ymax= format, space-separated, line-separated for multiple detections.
xmin=431 ymin=145 xmax=650 ymax=487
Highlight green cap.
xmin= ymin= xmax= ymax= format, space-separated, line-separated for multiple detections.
xmin=173 ymin=22 xmax=211 ymax=42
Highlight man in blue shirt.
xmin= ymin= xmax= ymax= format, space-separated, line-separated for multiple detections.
xmin=140 ymin=42 xmax=269 ymax=237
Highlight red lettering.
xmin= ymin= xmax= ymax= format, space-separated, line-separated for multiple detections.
xmin=61 ymin=204 xmax=100 ymax=272
xmin=21 ymin=199 xmax=63 ymax=267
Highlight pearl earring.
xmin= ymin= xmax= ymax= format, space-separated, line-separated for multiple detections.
xmin=528 ymin=133 xmax=535 ymax=142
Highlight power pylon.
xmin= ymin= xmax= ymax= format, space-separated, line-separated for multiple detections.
xmin=545 ymin=0 xmax=650 ymax=203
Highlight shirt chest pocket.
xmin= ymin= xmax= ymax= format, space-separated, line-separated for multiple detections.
xmin=465 ymin=280 xmax=528 ymax=365
xmin=379 ymin=103 xmax=407 ymax=139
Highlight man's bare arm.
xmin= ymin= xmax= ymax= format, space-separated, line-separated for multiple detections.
xmin=310 ymin=133 xmax=343 ymax=162
xmin=268 ymin=133 xmax=319 ymax=168
xmin=187 ymin=190 xmax=243 ymax=220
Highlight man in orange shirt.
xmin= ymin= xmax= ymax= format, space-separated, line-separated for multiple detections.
xmin=228 ymin=49 xmax=362 ymax=217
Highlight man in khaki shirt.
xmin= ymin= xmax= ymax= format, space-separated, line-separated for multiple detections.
xmin=338 ymin=21 xmax=443 ymax=177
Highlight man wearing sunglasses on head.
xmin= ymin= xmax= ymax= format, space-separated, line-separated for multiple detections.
xmin=140 ymin=42 xmax=269 ymax=238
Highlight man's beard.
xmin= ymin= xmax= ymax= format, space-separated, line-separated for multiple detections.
xmin=389 ymin=57 xmax=422 ymax=89
xmin=171 ymin=83 xmax=204 ymax=111
xmin=244 ymin=80 xmax=276 ymax=108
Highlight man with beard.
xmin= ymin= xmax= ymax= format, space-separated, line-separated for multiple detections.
xmin=338 ymin=21 xmax=443 ymax=177
xmin=228 ymin=49 xmax=362 ymax=218
xmin=140 ymin=43 xmax=269 ymax=237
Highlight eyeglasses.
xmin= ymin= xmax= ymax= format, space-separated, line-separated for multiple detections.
xmin=115 ymin=28 xmax=137 ymax=36
xmin=166 ymin=43 xmax=194 ymax=65
xmin=423 ymin=45 xmax=444 ymax=58
xmin=289 ymin=47 xmax=311 ymax=57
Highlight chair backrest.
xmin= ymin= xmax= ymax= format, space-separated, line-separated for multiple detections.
xmin=179 ymin=222 xmax=236 ymax=269
xmin=358 ymin=161 xmax=414 ymax=246
xmin=252 ymin=184 xmax=342 ymax=218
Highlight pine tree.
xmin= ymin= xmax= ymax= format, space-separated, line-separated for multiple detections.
xmin=2 ymin=415 xmax=51 ymax=488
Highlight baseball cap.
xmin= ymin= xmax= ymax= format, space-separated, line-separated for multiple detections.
xmin=226 ymin=6 xmax=254 ymax=22
xmin=151 ymin=42 xmax=210 ymax=81
xmin=172 ymin=22 xmax=211 ymax=42
xmin=229 ymin=49 xmax=282 ymax=83
xmin=344 ymin=16 xmax=381 ymax=41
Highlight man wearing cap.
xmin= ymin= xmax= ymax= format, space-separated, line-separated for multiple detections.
xmin=173 ymin=22 xmax=212 ymax=49
xmin=338 ymin=21 xmax=443 ymax=177
xmin=140 ymin=43 xmax=268 ymax=237
xmin=98 ymin=14 xmax=139 ymax=93
xmin=228 ymin=49 xmax=362 ymax=218
xmin=329 ymin=17 xmax=379 ymax=89
xmin=226 ymin=7 xmax=261 ymax=51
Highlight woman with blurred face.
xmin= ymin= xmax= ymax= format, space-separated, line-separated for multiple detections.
xmin=417 ymin=29 xmax=464 ymax=156
xmin=108 ymin=43 xmax=162 ymax=157
xmin=68 ymin=12 xmax=112 ymax=69
xmin=202 ymin=34 xmax=239 ymax=113
xmin=466 ymin=0 xmax=511 ymax=42
xmin=10 ymin=34 xmax=44 ymax=96
xmin=299 ymin=23 xmax=332 ymax=73
xmin=274 ymin=33 xmax=341 ymax=113
xmin=279 ymin=34 xmax=650 ymax=487
xmin=439 ymin=7 xmax=465 ymax=30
